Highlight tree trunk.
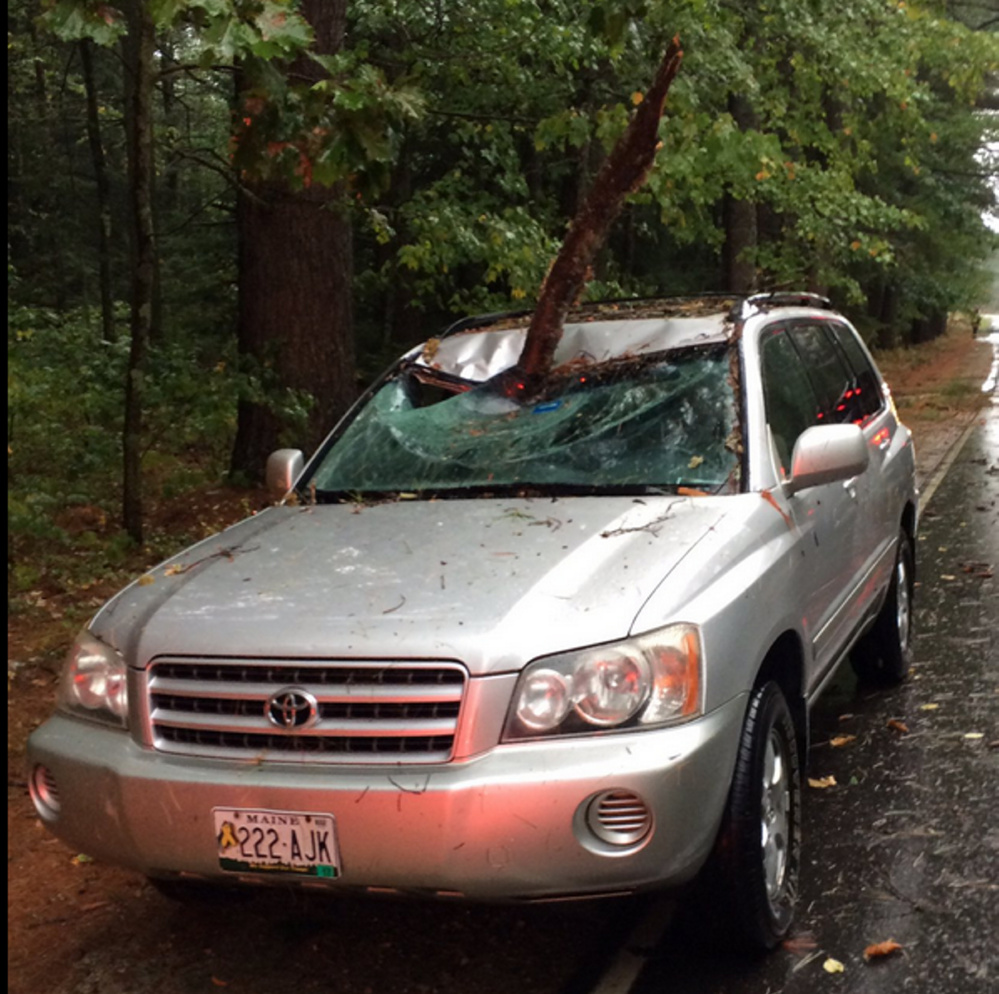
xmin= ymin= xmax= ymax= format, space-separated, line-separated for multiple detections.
xmin=723 ymin=196 xmax=758 ymax=293
xmin=121 ymin=2 xmax=157 ymax=543
xmin=231 ymin=188 xmax=355 ymax=472
xmin=723 ymin=93 xmax=758 ymax=293
xmin=159 ymin=39 xmax=180 ymax=214
xmin=516 ymin=38 xmax=684 ymax=381
xmin=230 ymin=0 xmax=356 ymax=481
xmin=80 ymin=39 xmax=116 ymax=344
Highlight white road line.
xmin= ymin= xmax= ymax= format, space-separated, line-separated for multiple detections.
xmin=920 ymin=416 xmax=982 ymax=511
xmin=586 ymin=897 xmax=677 ymax=994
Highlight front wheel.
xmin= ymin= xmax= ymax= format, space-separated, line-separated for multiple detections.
xmin=851 ymin=528 xmax=914 ymax=685
xmin=711 ymin=681 xmax=801 ymax=951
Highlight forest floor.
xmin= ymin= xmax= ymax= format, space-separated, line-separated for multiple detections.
xmin=7 ymin=319 xmax=996 ymax=994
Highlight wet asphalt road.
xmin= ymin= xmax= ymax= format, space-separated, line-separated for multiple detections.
xmin=627 ymin=367 xmax=999 ymax=992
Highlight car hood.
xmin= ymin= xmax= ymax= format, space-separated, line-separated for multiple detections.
xmin=94 ymin=497 xmax=727 ymax=676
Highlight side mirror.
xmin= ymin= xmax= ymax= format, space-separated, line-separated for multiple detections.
xmin=785 ymin=424 xmax=868 ymax=496
xmin=266 ymin=449 xmax=305 ymax=499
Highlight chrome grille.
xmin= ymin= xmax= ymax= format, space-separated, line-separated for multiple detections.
xmin=147 ymin=658 xmax=466 ymax=764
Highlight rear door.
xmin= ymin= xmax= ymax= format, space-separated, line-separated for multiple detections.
xmin=823 ymin=319 xmax=900 ymax=598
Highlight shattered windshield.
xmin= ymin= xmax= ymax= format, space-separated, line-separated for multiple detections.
xmin=309 ymin=347 xmax=740 ymax=499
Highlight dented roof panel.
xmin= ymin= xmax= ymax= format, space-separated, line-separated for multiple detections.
xmin=417 ymin=315 xmax=731 ymax=382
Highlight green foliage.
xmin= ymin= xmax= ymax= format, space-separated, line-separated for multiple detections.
xmin=26 ymin=0 xmax=996 ymax=347
xmin=45 ymin=0 xmax=128 ymax=44
xmin=233 ymin=52 xmax=425 ymax=193
xmin=7 ymin=289 xmax=240 ymax=592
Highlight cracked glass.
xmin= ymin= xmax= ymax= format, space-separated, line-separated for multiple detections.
xmin=309 ymin=347 xmax=739 ymax=499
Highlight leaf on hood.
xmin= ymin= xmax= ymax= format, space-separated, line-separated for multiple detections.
xmin=823 ymin=957 xmax=846 ymax=973
xmin=886 ymin=719 xmax=909 ymax=734
xmin=863 ymin=939 xmax=903 ymax=961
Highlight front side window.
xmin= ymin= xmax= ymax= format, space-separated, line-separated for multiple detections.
xmin=788 ymin=323 xmax=856 ymax=425
xmin=789 ymin=321 xmax=882 ymax=426
xmin=760 ymin=328 xmax=818 ymax=473
xmin=307 ymin=348 xmax=741 ymax=500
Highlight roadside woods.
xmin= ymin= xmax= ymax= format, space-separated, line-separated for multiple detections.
xmin=7 ymin=1 xmax=999 ymax=581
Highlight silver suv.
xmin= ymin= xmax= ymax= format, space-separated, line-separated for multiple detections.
xmin=27 ymin=293 xmax=917 ymax=949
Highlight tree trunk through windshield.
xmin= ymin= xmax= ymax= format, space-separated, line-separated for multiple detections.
xmin=516 ymin=37 xmax=684 ymax=383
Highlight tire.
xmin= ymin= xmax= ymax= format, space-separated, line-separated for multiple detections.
xmin=851 ymin=528 xmax=914 ymax=685
xmin=711 ymin=681 xmax=802 ymax=951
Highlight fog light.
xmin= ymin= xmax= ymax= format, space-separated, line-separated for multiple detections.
xmin=585 ymin=789 xmax=652 ymax=847
xmin=29 ymin=764 xmax=60 ymax=819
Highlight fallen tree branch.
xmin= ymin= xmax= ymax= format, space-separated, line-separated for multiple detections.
xmin=514 ymin=37 xmax=684 ymax=383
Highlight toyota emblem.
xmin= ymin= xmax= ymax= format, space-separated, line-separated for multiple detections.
xmin=265 ymin=688 xmax=319 ymax=730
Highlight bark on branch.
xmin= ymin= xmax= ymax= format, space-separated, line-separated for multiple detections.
xmin=515 ymin=37 xmax=684 ymax=382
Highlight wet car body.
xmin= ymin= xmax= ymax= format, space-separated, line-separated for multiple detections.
xmin=27 ymin=293 xmax=918 ymax=948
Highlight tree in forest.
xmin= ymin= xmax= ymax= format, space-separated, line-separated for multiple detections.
xmin=119 ymin=1 xmax=157 ymax=542
xmin=41 ymin=0 xmax=321 ymax=538
xmin=229 ymin=1 xmax=355 ymax=480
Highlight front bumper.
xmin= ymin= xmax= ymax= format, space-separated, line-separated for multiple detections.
xmin=27 ymin=694 xmax=746 ymax=901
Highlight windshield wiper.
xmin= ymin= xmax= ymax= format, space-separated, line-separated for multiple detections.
xmin=308 ymin=481 xmax=726 ymax=503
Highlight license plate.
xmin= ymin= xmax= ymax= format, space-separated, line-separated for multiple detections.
xmin=213 ymin=807 xmax=340 ymax=878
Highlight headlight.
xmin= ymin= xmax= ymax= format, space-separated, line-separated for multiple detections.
xmin=57 ymin=630 xmax=128 ymax=727
xmin=573 ymin=649 xmax=649 ymax=727
xmin=503 ymin=624 xmax=701 ymax=741
xmin=514 ymin=668 xmax=572 ymax=731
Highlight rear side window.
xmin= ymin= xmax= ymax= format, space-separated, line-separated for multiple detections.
xmin=829 ymin=323 xmax=883 ymax=422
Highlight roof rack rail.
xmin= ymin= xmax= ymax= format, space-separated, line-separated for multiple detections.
xmin=728 ymin=292 xmax=833 ymax=322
